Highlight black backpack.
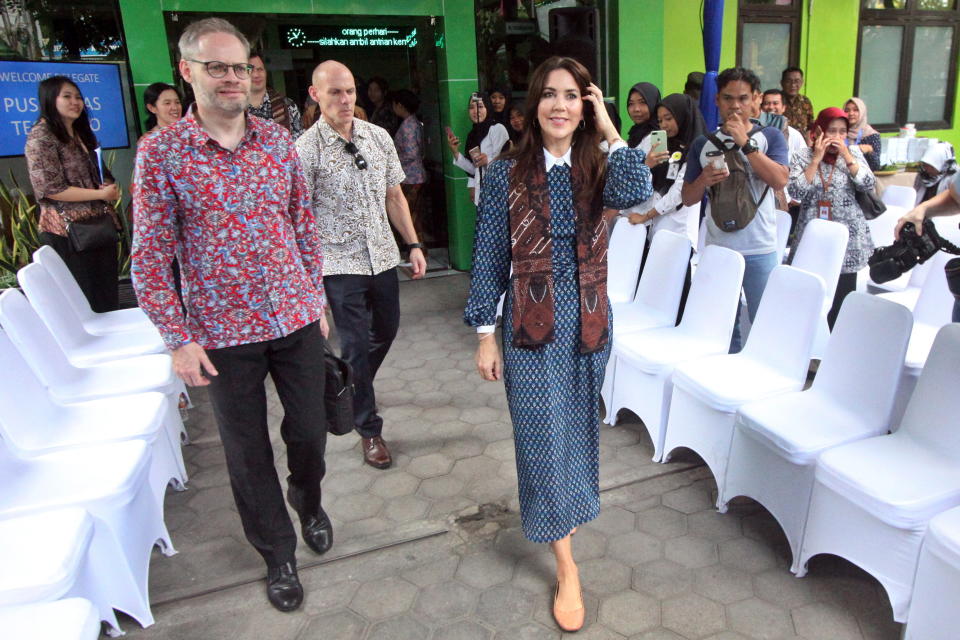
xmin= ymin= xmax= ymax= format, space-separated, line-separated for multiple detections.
xmin=705 ymin=128 xmax=770 ymax=233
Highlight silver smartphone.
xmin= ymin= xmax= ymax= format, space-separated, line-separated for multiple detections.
xmin=649 ymin=130 xmax=668 ymax=161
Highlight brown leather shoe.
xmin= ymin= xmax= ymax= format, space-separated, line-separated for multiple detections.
xmin=362 ymin=436 xmax=392 ymax=469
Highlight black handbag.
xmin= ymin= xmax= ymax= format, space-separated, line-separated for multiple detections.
xmin=324 ymin=345 xmax=355 ymax=436
xmin=65 ymin=214 xmax=118 ymax=252
xmin=855 ymin=188 xmax=886 ymax=220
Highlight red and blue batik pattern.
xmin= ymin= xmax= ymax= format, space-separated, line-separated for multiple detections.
xmin=131 ymin=111 xmax=325 ymax=351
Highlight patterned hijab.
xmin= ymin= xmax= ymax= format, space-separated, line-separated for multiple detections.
xmin=845 ymin=98 xmax=878 ymax=144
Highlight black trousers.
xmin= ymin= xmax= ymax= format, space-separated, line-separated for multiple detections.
xmin=41 ymin=232 xmax=118 ymax=312
xmin=324 ymin=269 xmax=400 ymax=438
xmin=204 ymin=322 xmax=327 ymax=569
xmin=828 ymin=272 xmax=858 ymax=329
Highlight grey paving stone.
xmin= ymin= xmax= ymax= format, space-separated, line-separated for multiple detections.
xmin=328 ymin=493 xmax=384 ymax=523
xmin=662 ymin=593 xmax=727 ymax=639
xmin=585 ymin=506 xmax=636 ymax=536
xmin=687 ymin=510 xmax=743 ymax=542
xmin=383 ymin=494 xmax=431 ymax=522
xmin=633 ymin=559 xmax=694 ymax=600
xmin=607 ymin=531 xmax=663 ymax=566
xmin=420 ymin=474 xmax=468 ymax=499
xmin=346 ymin=577 xmax=418 ymax=620
xmin=578 ymin=557 xmax=633 ymax=595
xmin=335 ymin=515 xmax=391 ymax=540
xmin=693 ymin=564 xmax=755 ymax=604
xmin=451 ymin=455 xmax=502 ymax=481
xmin=441 ymin=436 xmax=489 ymax=459
xmin=571 ymin=527 xmax=609 ymax=562
xmin=512 ymin=554 xmax=556 ymax=593
xmin=476 ymin=585 xmax=536 ymax=630
xmin=598 ymin=590 xmax=659 ymax=636
xmin=726 ymin=597 xmax=795 ymax=639
xmin=792 ymin=601 xmax=863 ymax=640
xmin=664 ymin=535 xmax=719 ymax=569
xmin=366 ymin=614 xmax=431 ymax=640
xmin=472 ymin=421 xmax=513 ymax=443
xmin=662 ymin=484 xmax=714 ymax=514
xmin=483 ymin=439 xmax=517 ymax=462
xmin=299 ymin=578 xmax=360 ymax=616
xmin=636 ymin=506 xmax=688 ymax=539
xmin=718 ymin=537 xmax=777 ymax=574
xmin=433 ymin=620 xmax=494 ymax=640
xmin=299 ymin=609 xmax=366 ymax=640
xmin=415 ymin=580 xmax=479 ymax=621
xmin=631 ymin=629 xmax=686 ymax=640
xmin=401 ymin=556 xmax=461 ymax=587
xmin=369 ymin=471 xmax=421 ymax=499
xmin=496 ymin=622 xmax=561 ymax=639
xmin=461 ymin=406 xmax=503 ymax=425
xmin=751 ymin=569 xmax=814 ymax=609
xmin=456 ymin=550 xmax=516 ymax=589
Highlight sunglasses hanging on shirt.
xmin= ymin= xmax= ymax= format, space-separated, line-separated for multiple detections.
xmin=344 ymin=141 xmax=368 ymax=170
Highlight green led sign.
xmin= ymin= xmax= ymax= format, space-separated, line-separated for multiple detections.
xmin=283 ymin=25 xmax=418 ymax=49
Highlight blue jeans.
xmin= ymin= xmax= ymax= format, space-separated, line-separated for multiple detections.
xmin=730 ymin=251 xmax=780 ymax=353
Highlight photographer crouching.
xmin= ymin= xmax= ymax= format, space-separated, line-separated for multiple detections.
xmin=894 ymin=174 xmax=960 ymax=322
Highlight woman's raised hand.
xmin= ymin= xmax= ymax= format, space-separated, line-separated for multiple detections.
xmin=644 ymin=144 xmax=669 ymax=168
xmin=584 ymin=83 xmax=619 ymax=144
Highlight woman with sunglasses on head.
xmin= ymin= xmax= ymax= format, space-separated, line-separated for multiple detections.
xmin=464 ymin=57 xmax=652 ymax=634
xmin=446 ymin=92 xmax=509 ymax=204
xmin=25 ymin=75 xmax=121 ymax=313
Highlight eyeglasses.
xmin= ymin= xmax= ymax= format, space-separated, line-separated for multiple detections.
xmin=186 ymin=59 xmax=255 ymax=79
xmin=344 ymin=141 xmax=368 ymax=170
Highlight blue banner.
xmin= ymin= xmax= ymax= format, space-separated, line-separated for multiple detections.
xmin=0 ymin=60 xmax=130 ymax=157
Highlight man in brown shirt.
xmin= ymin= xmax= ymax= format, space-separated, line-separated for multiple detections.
xmin=781 ymin=66 xmax=814 ymax=145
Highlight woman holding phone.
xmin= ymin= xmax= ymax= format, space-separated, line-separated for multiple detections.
xmin=464 ymin=57 xmax=652 ymax=633
xmin=789 ymin=107 xmax=875 ymax=327
xmin=446 ymin=92 xmax=509 ymax=204
xmin=25 ymin=75 xmax=121 ymax=312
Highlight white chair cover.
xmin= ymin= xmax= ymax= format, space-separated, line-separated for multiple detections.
xmin=0 ymin=439 xmax=174 ymax=631
xmin=17 ymin=263 xmax=165 ymax=366
xmin=789 ymin=218 xmax=849 ymax=358
xmin=0 ymin=290 xmax=189 ymax=445
xmin=605 ymin=246 xmax=744 ymax=459
xmin=0 ymin=598 xmax=101 ymax=640
xmin=660 ymin=265 xmax=824 ymax=499
xmin=719 ymin=294 xmax=913 ymax=571
xmin=602 ymin=229 xmax=692 ymax=421
xmin=891 ymin=251 xmax=955 ymax=427
xmin=775 ymin=209 xmax=792 ymax=263
xmin=905 ymin=506 xmax=960 ymax=639
xmin=882 ymin=184 xmax=918 ymax=210
xmin=607 ymin=218 xmax=647 ymax=304
xmin=797 ymin=324 xmax=960 ymax=622
xmin=33 ymin=245 xmax=153 ymax=335
xmin=0 ymin=509 xmax=136 ymax=635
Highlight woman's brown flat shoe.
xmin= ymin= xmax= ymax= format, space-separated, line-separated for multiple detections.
xmin=552 ymin=582 xmax=585 ymax=632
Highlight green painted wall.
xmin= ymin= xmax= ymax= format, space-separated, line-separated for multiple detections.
xmin=117 ymin=0 xmax=480 ymax=270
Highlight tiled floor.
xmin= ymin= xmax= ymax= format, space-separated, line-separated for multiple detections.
xmin=121 ymin=273 xmax=901 ymax=639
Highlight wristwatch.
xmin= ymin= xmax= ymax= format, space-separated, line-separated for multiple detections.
xmin=741 ymin=138 xmax=759 ymax=155
xmin=406 ymin=242 xmax=424 ymax=251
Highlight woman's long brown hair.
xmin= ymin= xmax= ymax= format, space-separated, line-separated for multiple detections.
xmin=501 ymin=56 xmax=606 ymax=200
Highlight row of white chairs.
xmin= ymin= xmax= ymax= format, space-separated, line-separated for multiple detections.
xmin=0 ymin=247 xmax=188 ymax=636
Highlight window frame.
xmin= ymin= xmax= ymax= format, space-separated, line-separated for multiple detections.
xmin=855 ymin=0 xmax=960 ymax=131
xmin=736 ymin=0 xmax=802 ymax=88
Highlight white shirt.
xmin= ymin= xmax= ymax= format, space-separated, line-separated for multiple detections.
xmin=453 ymin=123 xmax=510 ymax=204
xmin=620 ymin=134 xmax=699 ymax=248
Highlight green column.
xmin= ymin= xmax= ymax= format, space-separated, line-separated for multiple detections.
xmin=436 ymin=3 xmax=479 ymax=271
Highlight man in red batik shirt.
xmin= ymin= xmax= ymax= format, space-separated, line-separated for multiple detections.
xmin=132 ymin=17 xmax=329 ymax=613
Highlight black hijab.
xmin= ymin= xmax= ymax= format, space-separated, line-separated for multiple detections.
xmin=489 ymin=85 xmax=513 ymax=126
xmin=650 ymin=93 xmax=706 ymax=195
xmin=626 ymin=82 xmax=661 ymax=148
xmin=465 ymin=92 xmax=495 ymax=165
xmin=505 ymin=99 xmax=525 ymax=145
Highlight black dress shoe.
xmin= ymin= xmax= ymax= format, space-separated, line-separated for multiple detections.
xmin=302 ymin=508 xmax=333 ymax=555
xmin=266 ymin=562 xmax=303 ymax=612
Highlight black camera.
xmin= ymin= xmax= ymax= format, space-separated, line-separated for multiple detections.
xmin=868 ymin=220 xmax=944 ymax=284
xmin=947 ymin=257 xmax=960 ymax=300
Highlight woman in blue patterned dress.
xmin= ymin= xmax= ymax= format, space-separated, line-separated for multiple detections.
xmin=464 ymin=56 xmax=652 ymax=633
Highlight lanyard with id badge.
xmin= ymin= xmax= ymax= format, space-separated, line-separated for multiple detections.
xmin=666 ymin=151 xmax=682 ymax=180
xmin=817 ymin=163 xmax=836 ymax=220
